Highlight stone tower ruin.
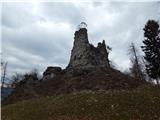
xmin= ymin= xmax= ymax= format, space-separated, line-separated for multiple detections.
xmin=66 ymin=22 xmax=110 ymax=71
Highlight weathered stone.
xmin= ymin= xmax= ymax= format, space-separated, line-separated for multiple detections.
xmin=43 ymin=67 xmax=62 ymax=76
xmin=43 ymin=66 xmax=62 ymax=80
xmin=66 ymin=27 xmax=110 ymax=71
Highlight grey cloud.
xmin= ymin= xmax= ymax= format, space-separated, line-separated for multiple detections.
xmin=2 ymin=26 xmax=70 ymax=59
xmin=39 ymin=2 xmax=85 ymax=26
xmin=2 ymin=3 xmax=41 ymax=28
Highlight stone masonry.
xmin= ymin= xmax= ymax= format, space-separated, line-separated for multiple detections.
xmin=66 ymin=27 xmax=110 ymax=71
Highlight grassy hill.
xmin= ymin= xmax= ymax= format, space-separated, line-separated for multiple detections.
xmin=3 ymin=68 xmax=144 ymax=105
xmin=2 ymin=85 xmax=160 ymax=120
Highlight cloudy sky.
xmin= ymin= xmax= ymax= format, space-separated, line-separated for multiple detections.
xmin=1 ymin=1 xmax=160 ymax=77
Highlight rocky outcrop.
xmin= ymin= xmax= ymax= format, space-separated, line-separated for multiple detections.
xmin=42 ymin=66 xmax=63 ymax=81
xmin=66 ymin=28 xmax=110 ymax=71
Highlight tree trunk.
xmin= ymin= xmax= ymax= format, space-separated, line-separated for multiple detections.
xmin=156 ymin=79 xmax=160 ymax=87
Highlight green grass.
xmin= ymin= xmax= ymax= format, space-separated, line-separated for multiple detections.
xmin=2 ymin=85 xmax=160 ymax=120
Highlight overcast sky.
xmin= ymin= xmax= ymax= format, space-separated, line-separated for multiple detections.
xmin=1 ymin=1 xmax=160 ymax=77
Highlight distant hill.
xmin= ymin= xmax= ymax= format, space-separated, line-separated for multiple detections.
xmin=1 ymin=87 xmax=14 ymax=101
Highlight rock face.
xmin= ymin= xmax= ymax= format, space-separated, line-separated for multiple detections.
xmin=66 ymin=28 xmax=110 ymax=71
xmin=43 ymin=66 xmax=63 ymax=80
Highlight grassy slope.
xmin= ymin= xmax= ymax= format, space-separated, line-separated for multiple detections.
xmin=2 ymin=86 xmax=160 ymax=120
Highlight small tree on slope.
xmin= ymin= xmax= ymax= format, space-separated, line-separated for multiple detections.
xmin=141 ymin=20 xmax=160 ymax=85
xmin=129 ymin=43 xmax=144 ymax=81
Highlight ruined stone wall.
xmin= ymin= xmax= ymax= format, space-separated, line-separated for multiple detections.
xmin=66 ymin=28 xmax=110 ymax=70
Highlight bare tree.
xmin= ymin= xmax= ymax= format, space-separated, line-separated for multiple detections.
xmin=11 ymin=68 xmax=40 ymax=88
xmin=129 ymin=43 xmax=144 ymax=81
xmin=11 ymin=73 xmax=24 ymax=88
xmin=1 ymin=61 xmax=8 ymax=88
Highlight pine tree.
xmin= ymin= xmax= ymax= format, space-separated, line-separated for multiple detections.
xmin=141 ymin=20 xmax=160 ymax=84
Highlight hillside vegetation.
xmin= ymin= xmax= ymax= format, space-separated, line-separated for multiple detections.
xmin=2 ymin=85 xmax=160 ymax=120
xmin=3 ymin=68 xmax=145 ymax=105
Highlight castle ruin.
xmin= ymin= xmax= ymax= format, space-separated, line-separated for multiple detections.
xmin=66 ymin=22 xmax=110 ymax=71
